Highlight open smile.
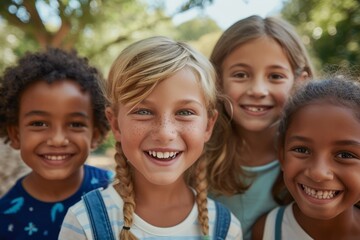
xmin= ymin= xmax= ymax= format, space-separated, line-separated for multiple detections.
xmin=147 ymin=151 xmax=180 ymax=161
xmin=300 ymin=184 xmax=342 ymax=200
xmin=41 ymin=154 xmax=72 ymax=161
xmin=241 ymin=105 xmax=272 ymax=113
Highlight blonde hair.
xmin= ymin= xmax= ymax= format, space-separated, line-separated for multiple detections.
xmin=107 ymin=36 xmax=217 ymax=239
xmin=208 ymin=15 xmax=315 ymax=196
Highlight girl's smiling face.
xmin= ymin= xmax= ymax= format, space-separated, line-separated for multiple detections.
xmin=107 ymin=68 xmax=217 ymax=187
xmin=280 ymin=101 xmax=360 ymax=220
xmin=221 ymin=36 xmax=298 ymax=133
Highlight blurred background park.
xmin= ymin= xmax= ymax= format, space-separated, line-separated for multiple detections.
xmin=0 ymin=0 xmax=359 ymax=195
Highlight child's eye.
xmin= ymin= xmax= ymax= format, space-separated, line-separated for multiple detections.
xmin=30 ymin=121 xmax=47 ymax=127
xmin=336 ymin=151 xmax=357 ymax=159
xmin=70 ymin=122 xmax=86 ymax=128
xmin=291 ymin=147 xmax=310 ymax=154
xmin=134 ymin=109 xmax=152 ymax=115
xmin=233 ymin=71 xmax=248 ymax=79
xmin=176 ymin=110 xmax=194 ymax=116
xmin=269 ymin=73 xmax=285 ymax=80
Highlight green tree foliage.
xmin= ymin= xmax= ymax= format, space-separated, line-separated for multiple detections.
xmin=281 ymin=0 xmax=360 ymax=69
xmin=0 ymin=0 xmax=213 ymax=72
xmin=175 ymin=16 xmax=220 ymax=41
xmin=0 ymin=0 xmax=216 ymax=156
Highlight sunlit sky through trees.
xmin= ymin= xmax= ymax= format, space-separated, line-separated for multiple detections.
xmin=161 ymin=0 xmax=284 ymax=29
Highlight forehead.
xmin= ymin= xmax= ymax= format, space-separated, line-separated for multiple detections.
xmin=147 ymin=68 xmax=205 ymax=103
xmin=286 ymin=101 xmax=360 ymax=141
xmin=19 ymin=79 xmax=92 ymax=115
xmin=223 ymin=36 xmax=290 ymax=66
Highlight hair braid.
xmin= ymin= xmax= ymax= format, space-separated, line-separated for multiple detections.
xmin=194 ymin=154 xmax=209 ymax=237
xmin=113 ymin=142 xmax=138 ymax=240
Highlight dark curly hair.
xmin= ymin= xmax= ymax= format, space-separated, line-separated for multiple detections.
xmin=0 ymin=48 xmax=109 ymax=143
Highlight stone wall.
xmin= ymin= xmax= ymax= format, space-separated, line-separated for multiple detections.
xmin=0 ymin=141 xmax=30 ymax=197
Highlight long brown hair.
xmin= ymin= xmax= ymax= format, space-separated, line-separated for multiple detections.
xmin=207 ymin=15 xmax=314 ymax=197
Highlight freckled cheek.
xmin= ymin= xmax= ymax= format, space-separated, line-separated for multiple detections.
xmin=180 ymin=122 xmax=207 ymax=136
xmin=120 ymin=124 xmax=149 ymax=145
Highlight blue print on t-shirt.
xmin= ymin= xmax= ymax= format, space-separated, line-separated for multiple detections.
xmin=50 ymin=203 xmax=64 ymax=222
xmin=4 ymin=197 xmax=24 ymax=214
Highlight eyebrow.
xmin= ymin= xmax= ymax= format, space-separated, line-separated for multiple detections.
xmin=229 ymin=63 xmax=291 ymax=72
xmin=24 ymin=110 xmax=90 ymax=119
xmin=287 ymin=135 xmax=360 ymax=146
xmin=333 ymin=140 xmax=360 ymax=146
xmin=140 ymin=98 xmax=204 ymax=107
xmin=286 ymin=135 xmax=311 ymax=143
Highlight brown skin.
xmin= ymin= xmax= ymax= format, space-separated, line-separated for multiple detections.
xmin=7 ymin=80 xmax=99 ymax=202
xmin=251 ymin=213 xmax=266 ymax=240
xmin=252 ymin=102 xmax=360 ymax=239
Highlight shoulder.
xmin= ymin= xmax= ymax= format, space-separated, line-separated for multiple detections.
xmin=207 ymin=198 xmax=243 ymax=239
xmin=0 ymin=178 xmax=28 ymax=207
xmin=252 ymin=212 xmax=267 ymax=240
xmin=60 ymin=186 xmax=122 ymax=239
xmin=83 ymin=165 xmax=114 ymax=187
xmin=70 ymin=185 xmax=122 ymax=217
xmin=252 ymin=205 xmax=288 ymax=240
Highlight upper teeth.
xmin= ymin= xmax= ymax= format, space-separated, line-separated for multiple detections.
xmin=44 ymin=155 xmax=68 ymax=161
xmin=246 ymin=106 xmax=266 ymax=112
xmin=302 ymin=184 xmax=338 ymax=199
xmin=148 ymin=151 xmax=177 ymax=159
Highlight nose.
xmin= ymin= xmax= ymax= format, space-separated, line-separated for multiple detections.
xmin=304 ymin=156 xmax=334 ymax=182
xmin=151 ymin=116 xmax=177 ymax=143
xmin=246 ymin=78 xmax=269 ymax=98
xmin=47 ymin=127 xmax=69 ymax=147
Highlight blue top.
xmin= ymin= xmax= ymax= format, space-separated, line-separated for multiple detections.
xmin=210 ymin=160 xmax=280 ymax=240
xmin=0 ymin=164 xmax=113 ymax=240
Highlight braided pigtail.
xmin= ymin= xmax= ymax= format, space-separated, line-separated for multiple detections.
xmin=113 ymin=142 xmax=138 ymax=240
xmin=194 ymin=154 xmax=210 ymax=238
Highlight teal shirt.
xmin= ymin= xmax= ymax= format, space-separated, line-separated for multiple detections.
xmin=210 ymin=160 xmax=280 ymax=240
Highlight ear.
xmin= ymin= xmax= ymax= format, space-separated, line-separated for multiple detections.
xmin=105 ymin=107 xmax=121 ymax=142
xmin=296 ymin=70 xmax=309 ymax=83
xmin=204 ymin=110 xmax=218 ymax=142
xmin=7 ymin=125 xmax=20 ymax=150
xmin=90 ymin=128 xmax=101 ymax=149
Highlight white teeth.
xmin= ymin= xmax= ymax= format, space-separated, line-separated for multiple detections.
xmin=148 ymin=151 xmax=177 ymax=159
xmin=44 ymin=155 xmax=68 ymax=161
xmin=302 ymin=184 xmax=338 ymax=199
xmin=246 ymin=106 xmax=266 ymax=112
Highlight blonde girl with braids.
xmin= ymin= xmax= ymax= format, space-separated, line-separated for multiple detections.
xmin=59 ymin=36 xmax=242 ymax=240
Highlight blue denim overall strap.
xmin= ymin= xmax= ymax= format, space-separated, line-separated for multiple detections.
xmin=274 ymin=206 xmax=286 ymax=240
xmin=83 ymin=188 xmax=115 ymax=240
xmin=214 ymin=201 xmax=231 ymax=240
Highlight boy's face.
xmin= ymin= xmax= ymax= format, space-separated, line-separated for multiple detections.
xmin=8 ymin=79 xmax=99 ymax=181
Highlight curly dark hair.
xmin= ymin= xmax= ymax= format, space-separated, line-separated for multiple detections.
xmin=0 ymin=48 xmax=109 ymax=143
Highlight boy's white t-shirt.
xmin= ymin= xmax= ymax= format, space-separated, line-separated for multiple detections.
xmin=59 ymin=185 xmax=243 ymax=239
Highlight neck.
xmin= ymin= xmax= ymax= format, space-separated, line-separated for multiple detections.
xmin=293 ymin=203 xmax=360 ymax=239
xmin=22 ymin=167 xmax=84 ymax=202
xmin=133 ymin=174 xmax=194 ymax=227
xmin=235 ymin=124 xmax=278 ymax=166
